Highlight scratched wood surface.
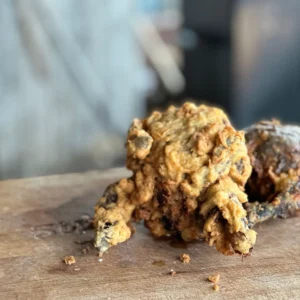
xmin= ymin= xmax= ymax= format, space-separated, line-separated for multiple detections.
xmin=1 ymin=168 xmax=300 ymax=300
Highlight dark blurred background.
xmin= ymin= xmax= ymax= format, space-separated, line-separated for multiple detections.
xmin=1 ymin=0 xmax=300 ymax=179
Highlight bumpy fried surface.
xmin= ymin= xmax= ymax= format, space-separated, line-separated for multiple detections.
xmin=245 ymin=120 xmax=300 ymax=226
xmin=94 ymin=103 xmax=256 ymax=255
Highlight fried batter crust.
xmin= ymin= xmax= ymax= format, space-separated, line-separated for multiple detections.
xmin=245 ymin=121 xmax=300 ymax=226
xmin=94 ymin=102 xmax=256 ymax=255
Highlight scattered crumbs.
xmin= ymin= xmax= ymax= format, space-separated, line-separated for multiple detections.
xmin=170 ymin=269 xmax=176 ymax=276
xmin=98 ymin=258 xmax=103 ymax=262
xmin=82 ymin=246 xmax=90 ymax=255
xmin=180 ymin=253 xmax=190 ymax=264
xmin=208 ymin=274 xmax=220 ymax=284
xmin=64 ymin=256 xmax=76 ymax=265
xmin=208 ymin=274 xmax=221 ymax=292
xmin=213 ymin=284 xmax=220 ymax=292
xmin=74 ymin=267 xmax=80 ymax=271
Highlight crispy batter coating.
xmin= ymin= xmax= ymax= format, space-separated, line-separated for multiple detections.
xmin=64 ymin=256 xmax=76 ymax=265
xmin=245 ymin=120 xmax=300 ymax=226
xmin=180 ymin=253 xmax=190 ymax=263
xmin=213 ymin=284 xmax=220 ymax=292
xmin=208 ymin=274 xmax=220 ymax=284
xmin=94 ymin=102 xmax=256 ymax=255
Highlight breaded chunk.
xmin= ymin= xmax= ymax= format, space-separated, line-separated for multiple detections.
xmin=94 ymin=102 xmax=256 ymax=255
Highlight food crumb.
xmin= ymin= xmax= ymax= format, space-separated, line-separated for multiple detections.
xmin=74 ymin=267 xmax=80 ymax=271
xmin=98 ymin=251 xmax=103 ymax=257
xmin=170 ymin=269 xmax=176 ymax=276
xmin=82 ymin=246 xmax=90 ymax=255
xmin=180 ymin=253 xmax=190 ymax=264
xmin=64 ymin=256 xmax=76 ymax=265
xmin=213 ymin=284 xmax=220 ymax=292
xmin=208 ymin=274 xmax=220 ymax=284
xmin=98 ymin=258 xmax=103 ymax=262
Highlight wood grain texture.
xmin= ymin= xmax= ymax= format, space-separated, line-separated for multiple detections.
xmin=1 ymin=168 xmax=300 ymax=300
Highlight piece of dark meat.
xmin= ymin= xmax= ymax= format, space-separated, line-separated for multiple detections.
xmin=245 ymin=120 xmax=300 ymax=227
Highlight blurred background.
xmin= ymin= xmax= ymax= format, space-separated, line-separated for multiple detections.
xmin=1 ymin=0 xmax=300 ymax=179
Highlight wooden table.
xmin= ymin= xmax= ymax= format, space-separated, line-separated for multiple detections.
xmin=1 ymin=168 xmax=300 ymax=300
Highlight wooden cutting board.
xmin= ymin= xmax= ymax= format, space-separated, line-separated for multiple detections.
xmin=1 ymin=168 xmax=300 ymax=300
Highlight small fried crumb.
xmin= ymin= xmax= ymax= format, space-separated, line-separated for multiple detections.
xmin=208 ymin=274 xmax=220 ymax=284
xmin=82 ymin=246 xmax=90 ymax=255
xmin=74 ymin=267 xmax=80 ymax=271
xmin=170 ymin=269 xmax=176 ymax=276
xmin=64 ymin=256 xmax=76 ymax=265
xmin=98 ymin=258 xmax=103 ymax=262
xmin=98 ymin=251 xmax=103 ymax=257
xmin=180 ymin=253 xmax=190 ymax=264
xmin=213 ymin=284 xmax=220 ymax=292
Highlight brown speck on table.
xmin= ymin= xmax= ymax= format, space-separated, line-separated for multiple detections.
xmin=64 ymin=256 xmax=76 ymax=265
xmin=170 ymin=269 xmax=176 ymax=276
xmin=208 ymin=274 xmax=220 ymax=284
xmin=179 ymin=253 xmax=190 ymax=263
xmin=82 ymin=246 xmax=90 ymax=255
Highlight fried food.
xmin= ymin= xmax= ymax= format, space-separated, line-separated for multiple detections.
xmin=208 ymin=274 xmax=220 ymax=291
xmin=94 ymin=102 xmax=256 ymax=256
xmin=213 ymin=284 xmax=220 ymax=292
xmin=208 ymin=274 xmax=220 ymax=284
xmin=64 ymin=256 xmax=76 ymax=265
xmin=180 ymin=253 xmax=190 ymax=263
xmin=170 ymin=269 xmax=176 ymax=276
xmin=245 ymin=120 xmax=300 ymax=226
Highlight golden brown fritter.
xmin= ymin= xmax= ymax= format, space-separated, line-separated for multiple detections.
xmin=64 ymin=256 xmax=76 ymax=265
xmin=94 ymin=102 xmax=256 ymax=256
xmin=180 ymin=253 xmax=190 ymax=263
xmin=245 ymin=120 xmax=300 ymax=226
